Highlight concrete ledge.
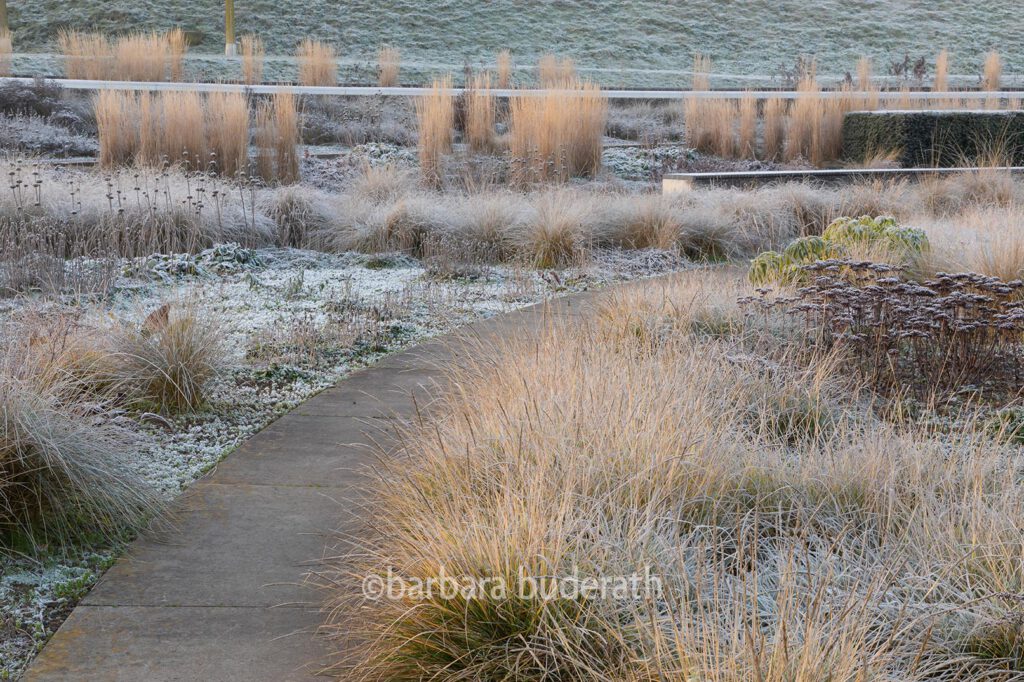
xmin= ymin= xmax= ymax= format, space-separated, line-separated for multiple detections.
xmin=662 ymin=166 xmax=1024 ymax=192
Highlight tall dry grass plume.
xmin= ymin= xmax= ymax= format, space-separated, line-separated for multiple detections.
xmin=378 ymin=45 xmax=401 ymax=87
xmin=161 ymin=91 xmax=206 ymax=168
xmin=465 ymin=72 xmax=497 ymax=153
xmin=415 ymin=76 xmax=455 ymax=185
xmin=762 ymin=97 xmax=787 ymax=160
xmin=255 ymin=92 xmax=301 ymax=183
xmin=136 ymin=92 xmax=162 ymax=166
xmin=58 ymin=29 xmax=113 ymax=80
xmin=0 ymin=29 xmax=11 ymax=78
xmin=854 ymin=55 xmax=879 ymax=109
xmin=983 ymin=51 xmax=1002 ymax=109
xmin=97 ymin=91 xmax=264 ymax=176
xmin=821 ymin=85 xmax=853 ymax=162
xmin=296 ymin=39 xmax=337 ymax=86
xmin=167 ymin=28 xmax=187 ymax=81
xmin=538 ymin=54 xmax=576 ymax=88
xmin=96 ymin=90 xmax=140 ymax=167
xmin=206 ymin=92 xmax=250 ymax=176
xmin=509 ymin=80 xmax=607 ymax=185
xmin=934 ymin=49 xmax=949 ymax=93
xmin=737 ymin=92 xmax=757 ymax=159
xmin=786 ymin=64 xmax=823 ymax=163
xmin=684 ymin=54 xmax=735 ymax=157
xmin=856 ymin=56 xmax=872 ymax=91
xmin=496 ymin=49 xmax=513 ymax=89
xmin=240 ymin=35 xmax=265 ymax=84
xmin=59 ymin=29 xmax=187 ymax=81
xmin=115 ymin=32 xmax=171 ymax=82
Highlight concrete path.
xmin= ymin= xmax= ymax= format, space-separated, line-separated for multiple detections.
xmin=25 ymin=293 xmax=596 ymax=681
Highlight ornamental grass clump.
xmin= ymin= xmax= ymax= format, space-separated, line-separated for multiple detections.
xmin=108 ymin=303 xmax=225 ymax=414
xmin=0 ymin=347 xmax=157 ymax=555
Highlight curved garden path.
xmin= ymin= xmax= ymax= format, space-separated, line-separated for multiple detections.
xmin=25 ymin=291 xmax=599 ymax=681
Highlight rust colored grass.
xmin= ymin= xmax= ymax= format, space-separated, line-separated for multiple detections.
xmin=0 ymin=29 xmax=11 ymax=78
xmin=97 ymin=91 xmax=259 ymax=177
xmin=983 ymin=51 xmax=1002 ymax=110
xmin=496 ymin=49 xmax=513 ymax=89
xmin=240 ymin=35 xmax=265 ymax=85
xmin=465 ymin=72 xmax=497 ymax=153
xmin=96 ymin=90 xmax=140 ymax=167
xmin=206 ymin=92 xmax=250 ymax=177
xmin=297 ymin=39 xmax=337 ymax=86
xmin=115 ymin=32 xmax=171 ymax=82
xmin=509 ymin=80 xmax=607 ymax=186
xmin=415 ymin=76 xmax=455 ymax=185
xmin=538 ymin=54 xmax=576 ymax=88
xmin=762 ymin=97 xmax=787 ymax=161
xmin=167 ymin=28 xmax=187 ymax=81
xmin=58 ymin=30 xmax=113 ymax=80
xmin=161 ymin=91 xmax=206 ymax=169
xmin=255 ymin=93 xmax=301 ymax=183
xmin=737 ymin=92 xmax=757 ymax=159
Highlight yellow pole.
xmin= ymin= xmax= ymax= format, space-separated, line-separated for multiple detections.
xmin=224 ymin=0 xmax=236 ymax=55
xmin=1 ymin=0 xmax=9 ymax=35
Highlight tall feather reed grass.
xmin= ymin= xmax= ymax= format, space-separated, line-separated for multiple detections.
xmin=240 ymin=34 xmax=265 ymax=85
xmin=496 ymin=49 xmax=513 ymax=89
xmin=737 ymin=91 xmax=757 ymax=159
xmin=762 ymin=97 xmax=787 ymax=160
xmin=0 ymin=29 xmax=11 ymax=78
xmin=509 ymin=80 xmax=607 ymax=185
xmin=58 ymin=29 xmax=188 ymax=81
xmin=983 ymin=51 xmax=1002 ymax=110
xmin=415 ymin=76 xmax=455 ymax=186
xmin=786 ymin=72 xmax=822 ymax=163
xmin=465 ymin=72 xmax=497 ymax=153
xmin=206 ymin=92 xmax=251 ymax=177
xmin=537 ymin=54 xmax=576 ymax=88
xmin=934 ymin=49 xmax=950 ymax=93
xmin=683 ymin=54 xmax=736 ymax=157
xmin=254 ymin=92 xmax=301 ymax=183
xmin=57 ymin=29 xmax=114 ymax=80
xmin=167 ymin=28 xmax=187 ymax=81
xmin=377 ymin=45 xmax=401 ymax=87
xmin=296 ymin=39 xmax=337 ymax=86
xmin=96 ymin=90 xmax=249 ymax=173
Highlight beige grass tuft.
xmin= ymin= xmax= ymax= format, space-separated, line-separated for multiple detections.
xmin=240 ymin=35 xmax=265 ymax=85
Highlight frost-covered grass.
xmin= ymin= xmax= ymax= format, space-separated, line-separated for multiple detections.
xmin=4 ymin=1 xmax=1022 ymax=87
xmin=0 ymin=240 xmax=685 ymax=679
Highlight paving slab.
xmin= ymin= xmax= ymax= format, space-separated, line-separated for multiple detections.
xmin=26 ymin=606 xmax=326 ymax=682
xmin=211 ymin=415 xmax=397 ymax=487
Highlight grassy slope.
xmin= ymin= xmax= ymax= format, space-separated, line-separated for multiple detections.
xmin=6 ymin=0 xmax=1023 ymax=87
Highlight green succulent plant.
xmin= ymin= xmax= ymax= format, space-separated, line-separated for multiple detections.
xmin=749 ymin=216 xmax=928 ymax=285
